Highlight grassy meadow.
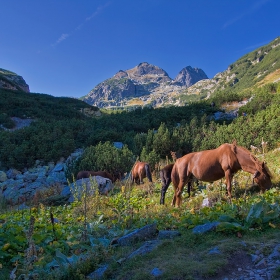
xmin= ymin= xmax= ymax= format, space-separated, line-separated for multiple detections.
xmin=0 ymin=148 xmax=280 ymax=279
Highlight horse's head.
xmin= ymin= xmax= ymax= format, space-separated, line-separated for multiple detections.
xmin=112 ymin=170 xmax=124 ymax=182
xmin=253 ymin=162 xmax=272 ymax=191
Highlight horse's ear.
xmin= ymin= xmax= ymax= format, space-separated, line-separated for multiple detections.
xmin=231 ymin=139 xmax=237 ymax=153
xmin=261 ymin=162 xmax=266 ymax=170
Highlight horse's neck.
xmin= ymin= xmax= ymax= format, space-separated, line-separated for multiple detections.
xmin=236 ymin=149 xmax=257 ymax=174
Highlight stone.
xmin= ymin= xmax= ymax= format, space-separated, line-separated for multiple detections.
xmin=192 ymin=221 xmax=220 ymax=234
xmin=114 ymin=223 xmax=158 ymax=246
xmin=52 ymin=163 xmax=65 ymax=172
xmin=151 ymin=267 xmax=163 ymax=276
xmin=208 ymin=247 xmax=221 ymax=255
xmin=6 ymin=169 xmax=21 ymax=179
xmin=62 ymin=176 xmax=114 ymax=203
xmin=127 ymin=240 xmax=161 ymax=259
xmin=46 ymin=172 xmax=67 ymax=185
xmin=87 ymin=264 xmax=108 ymax=280
xmin=157 ymin=230 xmax=181 ymax=239
xmin=0 ymin=171 xmax=7 ymax=182
xmin=61 ymin=186 xmax=71 ymax=197
xmin=201 ymin=197 xmax=210 ymax=207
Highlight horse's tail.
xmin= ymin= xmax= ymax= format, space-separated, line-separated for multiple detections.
xmin=145 ymin=164 xmax=153 ymax=182
xmin=171 ymin=164 xmax=179 ymax=187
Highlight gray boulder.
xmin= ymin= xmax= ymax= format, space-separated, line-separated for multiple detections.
xmin=0 ymin=171 xmax=7 ymax=182
xmin=62 ymin=176 xmax=114 ymax=202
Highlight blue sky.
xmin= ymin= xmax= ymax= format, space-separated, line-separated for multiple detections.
xmin=1 ymin=0 xmax=279 ymax=98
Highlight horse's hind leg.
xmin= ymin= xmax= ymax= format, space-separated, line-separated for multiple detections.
xmin=171 ymin=184 xmax=177 ymax=206
xmin=175 ymin=180 xmax=185 ymax=207
xmin=175 ymin=176 xmax=190 ymax=207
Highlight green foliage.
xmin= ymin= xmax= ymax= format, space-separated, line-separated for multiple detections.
xmin=1 ymin=183 xmax=280 ymax=279
xmin=210 ymin=90 xmax=242 ymax=106
xmin=140 ymin=148 xmax=160 ymax=171
xmin=75 ymin=142 xmax=134 ymax=179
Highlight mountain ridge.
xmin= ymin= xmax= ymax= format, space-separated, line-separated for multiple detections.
xmin=82 ymin=63 xmax=208 ymax=108
xmin=1 ymin=37 xmax=280 ymax=110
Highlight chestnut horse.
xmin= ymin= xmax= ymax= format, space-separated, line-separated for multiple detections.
xmin=131 ymin=161 xmax=153 ymax=184
xmin=77 ymin=171 xmax=115 ymax=182
xmin=171 ymin=141 xmax=272 ymax=207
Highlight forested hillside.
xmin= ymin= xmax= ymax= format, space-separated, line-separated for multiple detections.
xmin=1 ymin=38 xmax=280 ymax=175
xmin=1 ymin=81 xmax=279 ymax=176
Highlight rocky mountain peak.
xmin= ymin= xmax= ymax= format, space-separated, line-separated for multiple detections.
xmin=127 ymin=62 xmax=170 ymax=77
xmin=173 ymin=66 xmax=208 ymax=87
xmin=114 ymin=70 xmax=128 ymax=79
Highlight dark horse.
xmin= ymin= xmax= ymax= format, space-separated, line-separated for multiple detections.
xmin=171 ymin=141 xmax=272 ymax=207
xmin=131 ymin=161 xmax=153 ymax=184
xmin=159 ymin=163 xmax=174 ymax=205
xmin=77 ymin=170 xmax=115 ymax=182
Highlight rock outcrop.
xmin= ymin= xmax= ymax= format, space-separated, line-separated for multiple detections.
xmin=0 ymin=68 xmax=30 ymax=92
xmin=0 ymin=149 xmax=113 ymax=206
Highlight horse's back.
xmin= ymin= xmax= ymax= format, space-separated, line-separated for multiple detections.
xmin=173 ymin=145 xmax=235 ymax=182
xmin=160 ymin=163 xmax=174 ymax=181
xmin=77 ymin=171 xmax=90 ymax=180
xmin=132 ymin=161 xmax=152 ymax=183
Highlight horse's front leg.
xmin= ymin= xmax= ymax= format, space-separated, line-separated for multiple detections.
xmin=139 ymin=172 xmax=144 ymax=184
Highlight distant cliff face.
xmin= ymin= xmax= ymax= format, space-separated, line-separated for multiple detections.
xmin=82 ymin=62 xmax=208 ymax=108
xmin=0 ymin=68 xmax=30 ymax=92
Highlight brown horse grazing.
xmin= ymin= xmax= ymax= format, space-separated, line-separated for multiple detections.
xmin=77 ymin=171 xmax=115 ymax=182
xmin=171 ymin=141 xmax=272 ymax=207
xmin=131 ymin=161 xmax=153 ymax=184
